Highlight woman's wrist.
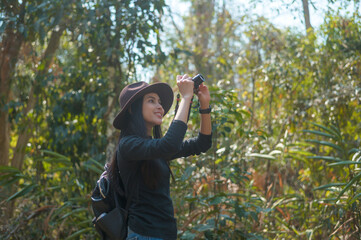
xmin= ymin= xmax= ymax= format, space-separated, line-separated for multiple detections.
xmin=199 ymin=102 xmax=210 ymax=109
xmin=181 ymin=95 xmax=193 ymax=101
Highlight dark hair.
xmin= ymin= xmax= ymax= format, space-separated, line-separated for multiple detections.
xmin=108 ymin=95 xmax=163 ymax=192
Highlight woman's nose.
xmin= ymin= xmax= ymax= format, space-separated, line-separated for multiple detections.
xmin=157 ymin=103 xmax=164 ymax=112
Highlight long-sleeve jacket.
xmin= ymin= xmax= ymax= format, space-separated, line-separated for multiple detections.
xmin=117 ymin=120 xmax=212 ymax=240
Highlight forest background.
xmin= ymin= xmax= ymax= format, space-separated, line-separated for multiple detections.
xmin=1 ymin=0 xmax=360 ymax=239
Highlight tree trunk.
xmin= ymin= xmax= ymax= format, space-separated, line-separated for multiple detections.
xmin=0 ymin=24 xmax=24 ymax=166
xmin=5 ymin=24 xmax=66 ymax=218
xmin=302 ymin=0 xmax=313 ymax=34
xmin=192 ymin=0 xmax=215 ymax=76
xmin=11 ymin=25 xmax=66 ymax=171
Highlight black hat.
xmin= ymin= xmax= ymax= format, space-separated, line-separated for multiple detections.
xmin=113 ymin=81 xmax=174 ymax=129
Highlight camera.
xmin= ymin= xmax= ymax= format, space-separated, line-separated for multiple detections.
xmin=192 ymin=74 xmax=205 ymax=92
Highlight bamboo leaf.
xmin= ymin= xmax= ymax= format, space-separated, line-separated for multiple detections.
xmin=351 ymin=151 xmax=361 ymax=161
xmin=337 ymin=172 xmax=361 ymax=200
xmin=81 ymin=164 xmax=103 ymax=174
xmin=65 ymin=227 xmax=92 ymax=240
xmin=7 ymin=184 xmax=38 ymax=201
xmin=328 ymin=161 xmax=361 ymax=167
xmin=61 ymin=207 xmax=87 ymax=219
xmin=307 ymin=156 xmax=342 ymax=162
xmin=0 ymin=177 xmax=22 ymax=188
xmin=42 ymin=150 xmax=71 ymax=160
xmin=350 ymin=192 xmax=361 ymax=204
xmin=348 ymin=148 xmax=360 ymax=155
xmin=303 ymin=130 xmax=337 ymax=140
xmin=271 ymin=198 xmax=285 ymax=208
xmin=0 ymin=166 xmax=21 ymax=173
xmin=87 ymin=158 xmax=104 ymax=170
xmin=269 ymin=150 xmax=282 ymax=156
xmin=313 ymin=183 xmax=346 ymax=191
xmin=305 ymin=139 xmax=343 ymax=152
xmin=247 ymin=153 xmax=276 ymax=160
xmin=308 ymin=122 xmax=341 ymax=139
xmin=329 ymin=124 xmax=342 ymax=138
xmin=46 ymin=167 xmax=73 ymax=174
xmin=37 ymin=157 xmax=72 ymax=166
xmin=50 ymin=203 xmax=71 ymax=222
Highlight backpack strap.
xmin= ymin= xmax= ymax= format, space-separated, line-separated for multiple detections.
xmin=115 ymin=151 xmax=136 ymax=221
xmin=166 ymin=161 xmax=176 ymax=183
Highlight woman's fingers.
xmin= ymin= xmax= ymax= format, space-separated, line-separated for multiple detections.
xmin=181 ymin=74 xmax=190 ymax=80
xmin=176 ymin=74 xmax=194 ymax=98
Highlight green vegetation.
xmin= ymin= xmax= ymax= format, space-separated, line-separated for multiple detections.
xmin=1 ymin=0 xmax=360 ymax=239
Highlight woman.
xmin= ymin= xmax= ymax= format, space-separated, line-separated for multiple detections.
xmin=109 ymin=74 xmax=212 ymax=240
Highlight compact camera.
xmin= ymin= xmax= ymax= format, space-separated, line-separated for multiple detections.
xmin=192 ymin=74 xmax=205 ymax=92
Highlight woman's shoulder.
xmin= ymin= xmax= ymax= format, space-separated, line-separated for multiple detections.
xmin=119 ymin=135 xmax=140 ymax=145
xmin=118 ymin=135 xmax=150 ymax=149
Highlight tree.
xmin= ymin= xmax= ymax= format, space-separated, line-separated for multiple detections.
xmin=0 ymin=0 xmax=166 ymax=220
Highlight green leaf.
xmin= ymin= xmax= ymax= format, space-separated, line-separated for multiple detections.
xmin=181 ymin=166 xmax=196 ymax=181
xmin=351 ymin=151 xmax=361 ymax=161
xmin=302 ymin=130 xmax=337 ymax=140
xmin=271 ymin=198 xmax=285 ymax=208
xmin=87 ymin=158 xmax=105 ymax=170
xmin=307 ymin=156 xmax=343 ymax=162
xmin=37 ymin=157 xmax=72 ymax=166
xmin=329 ymin=124 xmax=342 ymax=138
xmin=0 ymin=177 xmax=23 ymax=188
xmin=348 ymin=148 xmax=360 ymax=155
xmin=350 ymin=192 xmax=361 ymax=204
xmin=193 ymin=223 xmax=214 ymax=232
xmin=61 ymin=207 xmax=87 ymax=219
xmin=50 ymin=203 xmax=71 ymax=222
xmin=313 ymin=183 xmax=346 ymax=191
xmin=247 ymin=153 xmax=276 ymax=160
xmin=337 ymin=172 xmax=361 ymax=200
xmin=308 ymin=122 xmax=341 ymax=139
xmin=305 ymin=139 xmax=343 ymax=153
xmin=180 ymin=231 xmax=196 ymax=240
xmin=65 ymin=228 xmax=92 ymax=240
xmin=42 ymin=150 xmax=71 ymax=161
xmin=81 ymin=164 xmax=103 ymax=174
xmin=0 ymin=166 xmax=21 ymax=173
xmin=7 ymin=184 xmax=38 ymax=201
xmin=46 ymin=167 xmax=73 ymax=173
xmin=208 ymin=196 xmax=225 ymax=205
xmin=269 ymin=150 xmax=282 ymax=156
xmin=328 ymin=161 xmax=361 ymax=167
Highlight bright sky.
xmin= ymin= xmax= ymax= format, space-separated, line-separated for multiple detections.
xmin=166 ymin=0 xmax=359 ymax=31
xmin=138 ymin=0 xmax=359 ymax=82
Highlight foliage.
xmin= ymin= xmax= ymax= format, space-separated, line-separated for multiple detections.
xmin=0 ymin=150 xmax=102 ymax=239
xmin=1 ymin=0 xmax=361 ymax=239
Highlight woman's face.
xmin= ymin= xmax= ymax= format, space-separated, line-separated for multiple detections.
xmin=142 ymin=92 xmax=164 ymax=134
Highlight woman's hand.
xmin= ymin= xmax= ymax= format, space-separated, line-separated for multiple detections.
xmin=177 ymin=74 xmax=194 ymax=100
xmin=197 ymin=83 xmax=211 ymax=108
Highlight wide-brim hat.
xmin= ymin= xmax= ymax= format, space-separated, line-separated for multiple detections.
xmin=113 ymin=81 xmax=174 ymax=130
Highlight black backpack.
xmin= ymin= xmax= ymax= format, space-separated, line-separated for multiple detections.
xmin=91 ymin=159 xmax=135 ymax=240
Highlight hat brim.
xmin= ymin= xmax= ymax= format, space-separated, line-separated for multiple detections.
xmin=113 ymin=83 xmax=174 ymax=130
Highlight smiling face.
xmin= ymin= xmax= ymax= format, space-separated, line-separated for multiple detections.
xmin=142 ymin=92 xmax=164 ymax=136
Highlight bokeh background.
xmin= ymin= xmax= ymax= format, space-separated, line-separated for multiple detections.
xmin=1 ymin=0 xmax=360 ymax=239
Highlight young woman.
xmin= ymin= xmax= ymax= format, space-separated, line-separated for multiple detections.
xmin=109 ymin=74 xmax=212 ymax=240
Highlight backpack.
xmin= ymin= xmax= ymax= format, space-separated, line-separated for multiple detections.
xmin=91 ymin=160 xmax=134 ymax=240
